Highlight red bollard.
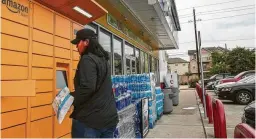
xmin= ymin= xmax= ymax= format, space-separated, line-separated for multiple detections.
xmin=212 ymin=99 xmax=227 ymax=138
xmin=205 ymin=94 xmax=213 ymax=124
xmin=196 ymin=83 xmax=203 ymax=103
xmin=234 ymin=123 xmax=255 ymax=138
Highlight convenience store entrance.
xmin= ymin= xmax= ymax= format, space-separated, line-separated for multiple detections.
xmin=125 ymin=56 xmax=136 ymax=75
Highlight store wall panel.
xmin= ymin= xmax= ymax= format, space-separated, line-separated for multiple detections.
xmin=32 ymin=41 xmax=53 ymax=57
xmin=31 ymin=105 xmax=52 ymax=121
xmin=73 ymin=51 xmax=80 ymax=61
xmin=54 ymin=36 xmax=70 ymax=49
xmin=1 ymin=124 xmax=26 ymax=138
xmin=54 ymin=111 xmax=71 ymax=138
xmin=1 ymin=49 xmax=28 ymax=66
xmin=1 ymin=109 xmax=27 ymax=129
xmin=1 ymin=0 xmax=29 ymax=25
xmin=32 ymin=68 xmax=53 ymax=80
xmin=31 ymin=93 xmax=52 ymax=107
xmin=1 ymin=65 xmax=28 ymax=80
xmin=35 ymin=80 xmax=53 ymax=93
xmin=33 ymin=29 xmax=53 ymax=45
xmin=30 ymin=117 xmax=53 ymax=138
xmin=1 ymin=19 xmax=29 ymax=39
xmin=55 ymin=15 xmax=71 ymax=39
xmin=72 ymin=61 xmax=78 ymax=69
xmin=1 ymin=34 xmax=28 ymax=52
xmin=55 ymin=47 xmax=71 ymax=59
xmin=1 ymin=97 xmax=27 ymax=113
xmin=33 ymin=4 xmax=54 ymax=33
xmin=1 ymin=80 xmax=35 ymax=97
xmin=32 ymin=54 xmax=53 ymax=68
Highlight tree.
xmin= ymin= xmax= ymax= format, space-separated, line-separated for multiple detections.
xmin=210 ymin=47 xmax=255 ymax=75
xmin=226 ymin=47 xmax=255 ymax=74
xmin=210 ymin=51 xmax=229 ymax=74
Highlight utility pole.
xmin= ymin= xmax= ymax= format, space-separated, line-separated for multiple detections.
xmin=193 ymin=8 xmax=201 ymax=78
xmin=198 ymin=31 xmax=207 ymax=119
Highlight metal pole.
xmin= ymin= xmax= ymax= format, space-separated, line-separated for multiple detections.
xmin=193 ymin=8 xmax=201 ymax=79
xmin=198 ymin=31 xmax=207 ymax=119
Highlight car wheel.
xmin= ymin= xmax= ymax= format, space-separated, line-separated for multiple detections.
xmin=235 ymin=90 xmax=253 ymax=105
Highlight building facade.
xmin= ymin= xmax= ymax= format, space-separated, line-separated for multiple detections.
xmin=167 ymin=58 xmax=189 ymax=75
xmin=1 ymin=0 xmax=180 ymax=138
xmin=188 ymin=47 xmax=227 ymax=75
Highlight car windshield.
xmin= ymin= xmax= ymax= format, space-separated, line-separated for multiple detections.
xmin=209 ymin=74 xmax=217 ymax=79
xmin=234 ymin=71 xmax=246 ymax=79
xmin=238 ymin=75 xmax=255 ymax=83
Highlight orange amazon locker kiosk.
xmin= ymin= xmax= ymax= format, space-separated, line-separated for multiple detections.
xmin=1 ymin=0 xmax=107 ymax=138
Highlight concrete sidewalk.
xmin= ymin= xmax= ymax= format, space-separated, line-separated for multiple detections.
xmin=146 ymin=89 xmax=206 ymax=138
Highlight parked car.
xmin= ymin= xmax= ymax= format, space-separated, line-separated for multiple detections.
xmin=199 ymin=73 xmax=232 ymax=86
xmin=219 ymin=70 xmax=255 ymax=84
xmin=216 ymin=76 xmax=255 ymax=104
xmin=241 ymin=101 xmax=255 ymax=129
xmin=207 ymin=75 xmax=235 ymax=90
xmin=216 ymin=75 xmax=255 ymax=90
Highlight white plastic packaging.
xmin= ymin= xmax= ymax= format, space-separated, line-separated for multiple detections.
xmin=52 ymin=87 xmax=74 ymax=124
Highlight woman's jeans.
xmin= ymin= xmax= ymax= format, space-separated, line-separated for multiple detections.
xmin=71 ymin=119 xmax=116 ymax=138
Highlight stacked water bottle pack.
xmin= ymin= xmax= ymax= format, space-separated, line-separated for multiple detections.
xmin=148 ymin=99 xmax=157 ymax=129
xmin=112 ymin=74 xmax=153 ymax=101
xmin=112 ymin=76 xmax=132 ymax=111
xmin=126 ymin=74 xmax=152 ymax=100
xmin=114 ymin=104 xmax=136 ymax=138
xmin=155 ymin=87 xmax=164 ymax=119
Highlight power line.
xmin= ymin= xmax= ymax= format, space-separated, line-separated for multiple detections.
xmin=180 ymin=12 xmax=255 ymax=24
xmin=202 ymin=12 xmax=255 ymax=21
xmin=179 ymin=5 xmax=255 ymax=17
xmin=178 ymin=0 xmax=244 ymax=11
xmin=179 ymin=7 xmax=255 ymax=19
xmin=179 ymin=38 xmax=256 ymax=44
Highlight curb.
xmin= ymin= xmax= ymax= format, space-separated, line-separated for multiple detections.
xmin=194 ymin=90 xmax=208 ymax=138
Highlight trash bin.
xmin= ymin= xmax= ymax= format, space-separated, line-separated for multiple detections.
xmin=171 ymin=88 xmax=180 ymax=106
xmin=162 ymin=88 xmax=173 ymax=114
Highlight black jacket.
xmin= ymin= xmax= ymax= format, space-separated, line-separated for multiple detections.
xmin=70 ymin=52 xmax=118 ymax=129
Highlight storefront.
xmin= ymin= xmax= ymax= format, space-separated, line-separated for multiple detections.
xmin=1 ymin=0 xmax=180 ymax=138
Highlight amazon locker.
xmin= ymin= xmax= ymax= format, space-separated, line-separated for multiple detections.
xmin=0 ymin=0 xmax=181 ymax=138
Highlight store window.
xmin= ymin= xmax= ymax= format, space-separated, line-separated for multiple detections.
xmin=113 ymin=37 xmax=123 ymax=75
xmin=141 ymin=51 xmax=145 ymax=73
xmin=152 ymin=58 xmax=155 ymax=72
xmin=149 ymin=55 xmax=152 ymax=72
xmin=99 ymin=28 xmax=111 ymax=54
xmin=135 ymin=49 xmax=140 ymax=74
xmin=155 ymin=59 xmax=160 ymax=84
xmin=84 ymin=23 xmax=98 ymax=34
xmin=99 ymin=28 xmax=112 ymax=73
xmin=145 ymin=53 xmax=149 ymax=73
xmin=124 ymin=43 xmax=135 ymax=75
xmin=56 ymin=70 xmax=68 ymax=89
xmin=125 ymin=43 xmax=134 ymax=56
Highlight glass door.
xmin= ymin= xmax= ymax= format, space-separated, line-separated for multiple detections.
xmin=131 ymin=57 xmax=136 ymax=74
xmin=126 ymin=57 xmax=131 ymax=75
xmin=125 ymin=56 xmax=136 ymax=75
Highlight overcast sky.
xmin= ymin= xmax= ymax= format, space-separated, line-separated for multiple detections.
xmin=167 ymin=0 xmax=255 ymax=61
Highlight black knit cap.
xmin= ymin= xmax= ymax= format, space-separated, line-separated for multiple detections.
xmin=71 ymin=28 xmax=97 ymax=45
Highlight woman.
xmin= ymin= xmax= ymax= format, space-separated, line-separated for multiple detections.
xmin=70 ymin=28 xmax=118 ymax=138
